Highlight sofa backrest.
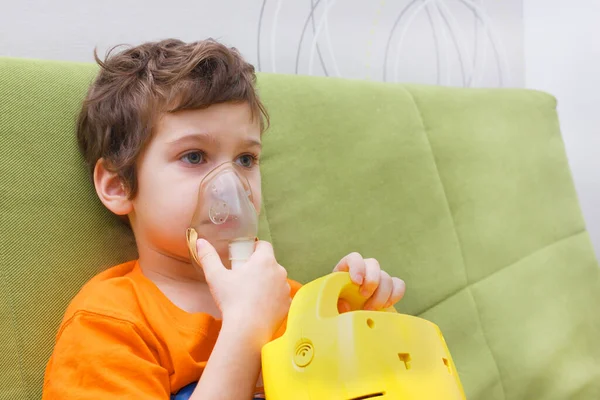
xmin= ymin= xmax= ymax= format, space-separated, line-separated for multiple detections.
xmin=1 ymin=57 xmax=599 ymax=399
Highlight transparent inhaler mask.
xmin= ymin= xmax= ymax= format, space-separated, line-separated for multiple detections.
xmin=186 ymin=163 xmax=258 ymax=269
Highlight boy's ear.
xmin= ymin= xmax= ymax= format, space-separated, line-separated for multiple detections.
xmin=93 ymin=158 xmax=133 ymax=216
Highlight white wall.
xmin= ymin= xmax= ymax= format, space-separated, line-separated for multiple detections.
xmin=524 ymin=1 xmax=600 ymax=258
xmin=0 ymin=0 xmax=524 ymax=87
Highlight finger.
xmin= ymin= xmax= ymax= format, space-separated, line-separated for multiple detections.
xmin=385 ymin=278 xmax=407 ymax=308
xmin=249 ymin=240 xmax=274 ymax=262
xmin=195 ymin=239 xmax=226 ymax=280
xmin=360 ymin=258 xmax=381 ymax=298
xmin=337 ymin=299 xmax=352 ymax=313
xmin=333 ymin=252 xmax=365 ymax=285
xmin=364 ymin=271 xmax=393 ymax=311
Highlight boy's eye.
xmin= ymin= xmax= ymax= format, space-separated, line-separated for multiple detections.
xmin=181 ymin=151 xmax=205 ymax=165
xmin=236 ymin=154 xmax=257 ymax=168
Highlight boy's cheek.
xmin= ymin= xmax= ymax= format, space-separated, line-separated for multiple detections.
xmin=255 ymin=199 xmax=262 ymax=215
xmin=251 ymin=175 xmax=262 ymax=214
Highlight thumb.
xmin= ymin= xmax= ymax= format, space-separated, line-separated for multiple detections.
xmin=337 ymin=299 xmax=353 ymax=314
xmin=195 ymin=239 xmax=225 ymax=280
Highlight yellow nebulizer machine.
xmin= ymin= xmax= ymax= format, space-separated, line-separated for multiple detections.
xmin=261 ymin=272 xmax=466 ymax=399
xmin=186 ymin=162 xmax=466 ymax=399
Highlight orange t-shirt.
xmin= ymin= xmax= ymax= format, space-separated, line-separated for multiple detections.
xmin=42 ymin=260 xmax=302 ymax=399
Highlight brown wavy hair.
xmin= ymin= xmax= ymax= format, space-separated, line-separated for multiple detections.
xmin=77 ymin=38 xmax=268 ymax=198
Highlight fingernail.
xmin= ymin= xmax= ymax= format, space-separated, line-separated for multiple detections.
xmin=352 ymin=274 xmax=364 ymax=285
xmin=197 ymin=239 xmax=208 ymax=249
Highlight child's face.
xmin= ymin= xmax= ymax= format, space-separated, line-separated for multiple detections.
xmin=129 ymin=102 xmax=262 ymax=265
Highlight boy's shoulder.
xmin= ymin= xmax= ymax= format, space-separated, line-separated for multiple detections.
xmin=61 ymin=260 xmax=145 ymax=326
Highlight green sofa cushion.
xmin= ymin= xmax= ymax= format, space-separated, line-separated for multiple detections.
xmin=1 ymin=57 xmax=599 ymax=399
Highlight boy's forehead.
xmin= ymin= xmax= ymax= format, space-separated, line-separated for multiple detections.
xmin=153 ymin=103 xmax=261 ymax=147
xmin=155 ymin=103 xmax=261 ymax=145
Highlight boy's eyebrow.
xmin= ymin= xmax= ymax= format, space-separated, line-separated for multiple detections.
xmin=165 ymin=133 xmax=262 ymax=149
xmin=244 ymin=138 xmax=263 ymax=149
xmin=232 ymin=136 xmax=262 ymax=148
xmin=166 ymin=132 xmax=218 ymax=145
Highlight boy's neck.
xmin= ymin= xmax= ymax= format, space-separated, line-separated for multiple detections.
xmin=138 ymin=246 xmax=207 ymax=283
xmin=137 ymin=244 xmax=222 ymax=318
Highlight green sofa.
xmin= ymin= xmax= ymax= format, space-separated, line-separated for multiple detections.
xmin=1 ymin=57 xmax=600 ymax=400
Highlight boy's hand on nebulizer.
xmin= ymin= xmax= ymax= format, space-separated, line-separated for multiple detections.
xmin=194 ymin=238 xmax=291 ymax=346
xmin=333 ymin=252 xmax=406 ymax=313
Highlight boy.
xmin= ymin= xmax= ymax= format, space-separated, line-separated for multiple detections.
xmin=42 ymin=39 xmax=406 ymax=399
